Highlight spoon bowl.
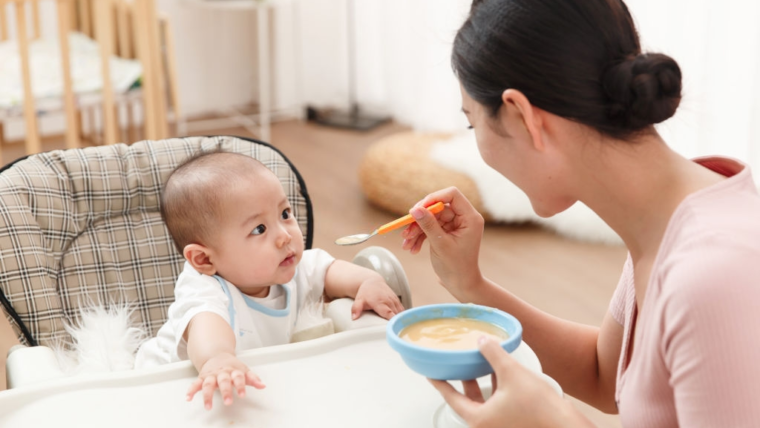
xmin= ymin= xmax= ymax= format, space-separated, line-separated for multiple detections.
xmin=335 ymin=202 xmax=445 ymax=246
xmin=335 ymin=233 xmax=377 ymax=246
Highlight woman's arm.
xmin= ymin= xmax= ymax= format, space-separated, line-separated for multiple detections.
xmin=463 ymin=278 xmax=622 ymax=412
xmin=432 ymin=337 xmax=598 ymax=428
xmin=403 ymin=188 xmax=621 ymax=413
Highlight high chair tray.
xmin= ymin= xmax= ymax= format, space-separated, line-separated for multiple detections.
xmin=0 ymin=325 xmax=542 ymax=427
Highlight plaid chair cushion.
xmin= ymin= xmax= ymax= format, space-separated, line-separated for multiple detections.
xmin=0 ymin=136 xmax=313 ymax=346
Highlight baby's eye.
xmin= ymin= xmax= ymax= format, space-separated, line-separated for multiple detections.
xmin=467 ymin=125 xmax=474 ymax=130
xmin=251 ymin=224 xmax=266 ymax=235
xmin=281 ymin=208 xmax=291 ymax=220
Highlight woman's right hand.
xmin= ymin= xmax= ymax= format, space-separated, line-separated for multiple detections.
xmin=429 ymin=338 xmax=593 ymax=428
xmin=401 ymin=187 xmax=485 ymax=301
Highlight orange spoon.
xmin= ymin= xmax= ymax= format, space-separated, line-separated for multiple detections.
xmin=335 ymin=202 xmax=445 ymax=246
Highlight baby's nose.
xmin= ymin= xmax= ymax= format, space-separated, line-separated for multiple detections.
xmin=276 ymin=227 xmax=292 ymax=247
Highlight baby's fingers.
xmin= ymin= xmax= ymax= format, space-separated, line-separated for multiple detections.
xmin=202 ymin=376 xmax=219 ymax=410
xmin=186 ymin=377 xmax=204 ymax=402
xmin=371 ymin=302 xmax=396 ymax=320
xmin=217 ymin=372 xmax=233 ymax=406
xmin=246 ymin=371 xmax=266 ymax=389
xmin=392 ymin=297 xmax=405 ymax=314
xmin=232 ymin=370 xmax=247 ymax=398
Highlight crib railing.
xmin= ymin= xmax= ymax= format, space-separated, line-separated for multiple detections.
xmin=0 ymin=0 xmax=178 ymax=164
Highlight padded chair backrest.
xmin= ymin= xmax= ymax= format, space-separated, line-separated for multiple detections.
xmin=0 ymin=136 xmax=313 ymax=346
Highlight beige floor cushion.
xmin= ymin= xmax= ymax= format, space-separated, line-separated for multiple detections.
xmin=359 ymin=131 xmax=622 ymax=245
xmin=359 ymin=132 xmax=493 ymax=222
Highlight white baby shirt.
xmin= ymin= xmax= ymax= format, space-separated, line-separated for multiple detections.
xmin=134 ymin=249 xmax=335 ymax=368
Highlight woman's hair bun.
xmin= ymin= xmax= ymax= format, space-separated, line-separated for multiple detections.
xmin=603 ymin=53 xmax=682 ymax=130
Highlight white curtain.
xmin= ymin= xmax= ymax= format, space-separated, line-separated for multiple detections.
xmin=349 ymin=0 xmax=472 ymax=132
xmin=151 ymin=0 xmax=760 ymax=172
xmin=625 ymin=0 xmax=760 ymax=171
xmin=12 ymin=0 xmax=759 ymax=161
xmin=341 ymin=0 xmax=760 ymax=172
xmin=292 ymin=0 xmax=471 ymax=131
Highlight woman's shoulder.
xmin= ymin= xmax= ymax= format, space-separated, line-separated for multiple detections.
xmin=667 ymin=161 xmax=760 ymax=252
xmin=657 ymin=203 xmax=760 ymax=307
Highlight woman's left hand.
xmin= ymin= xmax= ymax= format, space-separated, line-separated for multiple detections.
xmin=429 ymin=337 xmax=594 ymax=428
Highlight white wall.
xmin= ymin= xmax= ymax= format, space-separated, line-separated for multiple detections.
xmin=159 ymin=0 xmax=470 ymax=130
xmin=4 ymin=0 xmax=759 ymax=168
xmin=156 ymin=0 xmax=351 ymax=117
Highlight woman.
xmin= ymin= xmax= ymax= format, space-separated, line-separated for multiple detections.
xmin=401 ymin=0 xmax=760 ymax=426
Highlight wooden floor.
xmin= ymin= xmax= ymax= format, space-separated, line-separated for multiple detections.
xmin=1 ymin=119 xmax=626 ymax=427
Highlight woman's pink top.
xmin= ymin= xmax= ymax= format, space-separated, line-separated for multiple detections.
xmin=609 ymin=157 xmax=760 ymax=427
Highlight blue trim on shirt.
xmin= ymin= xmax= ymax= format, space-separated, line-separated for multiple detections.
xmin=212 ymin=276 xmax=292 ymax=320
xmin=241 ymin=285 xmax=291 ymax=317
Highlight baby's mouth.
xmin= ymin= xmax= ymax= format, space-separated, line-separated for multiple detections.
xmin=280 ymin=252 xmax=296 ymax=266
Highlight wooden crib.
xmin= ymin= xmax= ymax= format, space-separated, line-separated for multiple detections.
xmin=0 ymin=0 xmax=180 ymax=164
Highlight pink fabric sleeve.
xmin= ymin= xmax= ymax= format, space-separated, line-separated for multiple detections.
xmin=662 ymin=246 xmax=760 ymax=426
xmin=608 ymin=255 xmax=633 ymax=325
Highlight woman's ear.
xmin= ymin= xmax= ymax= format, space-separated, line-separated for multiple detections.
xmin=183 ymin=244 xmax=217 ymax=276
xmin=501 ymin=89 xmax=545 ymax=151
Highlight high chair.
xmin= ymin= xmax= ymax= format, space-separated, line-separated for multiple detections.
xmin=0 ymin=135 xmax=412 ymax=382
xmin=0 ymin=136 xmax=553 ymax=427
xmin=0 ymin=0 xmax=181 ymax=165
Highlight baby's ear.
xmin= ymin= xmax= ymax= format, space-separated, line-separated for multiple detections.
xmin=183 ymin=244 xmax=217 ymax=276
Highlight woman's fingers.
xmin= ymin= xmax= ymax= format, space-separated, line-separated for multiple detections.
xmin=410 ymin=205 xmax=446 ymax=239
xmin=415 ymin=187 xmax=478 ymax=219
xmin=409 ymin=234 xmax=427 ymax=254
xmin=428 ymin=379 xmax=479 ymax=422
xmin=462 ymin=379 xmax=485 ymax=403
xmin=478 ymin=337 xmax=517 ymax=377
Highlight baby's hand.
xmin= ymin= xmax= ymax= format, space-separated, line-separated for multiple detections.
xmin=352 ymin=277 xmax=405 ymax=320
xmin=186 ymin=352 xmax=266 ymax=410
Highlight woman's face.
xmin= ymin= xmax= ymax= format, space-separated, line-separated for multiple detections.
xmin=460 ymin=84 xmax=576 ymax=218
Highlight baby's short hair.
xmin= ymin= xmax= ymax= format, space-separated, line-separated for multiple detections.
xmin=160 ymin=149 xmax=269 ymax=254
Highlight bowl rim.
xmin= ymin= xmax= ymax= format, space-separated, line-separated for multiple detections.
xmin=386 ymin=303 xmax=523 ymax=362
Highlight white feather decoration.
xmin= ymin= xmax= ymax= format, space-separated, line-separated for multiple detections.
xmin=54 ymin=303 xmax=148 ymax=374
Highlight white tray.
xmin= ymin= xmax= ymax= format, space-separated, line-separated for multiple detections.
xmin=0 ymin=326 xmax=542 ymax=428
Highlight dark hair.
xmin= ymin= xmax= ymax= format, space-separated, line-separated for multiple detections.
xmin=453 ymin=0 xmax=682 ymax=138
xmin=160 ymin=149 xmax=266 ymax=254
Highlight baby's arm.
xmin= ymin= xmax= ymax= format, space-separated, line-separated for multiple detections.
xmin=184 ymin=312 xmax=265 ymax=410
xmin=324 ymin=260 xmax=404 ymax=320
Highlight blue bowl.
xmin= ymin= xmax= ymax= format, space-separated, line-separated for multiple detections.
xmin=386 ymin=303 xmax=523 ymax=380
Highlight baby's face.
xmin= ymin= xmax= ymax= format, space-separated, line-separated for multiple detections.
xmin=208 ymin=168 xmax=305 ymax=296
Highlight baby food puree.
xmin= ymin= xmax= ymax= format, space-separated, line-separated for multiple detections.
xmin=399 ymin=317 xmax=508 ymax=350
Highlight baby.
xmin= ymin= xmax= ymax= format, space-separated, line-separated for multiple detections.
xmin=134 ymin=150 xmax=404 ymax=410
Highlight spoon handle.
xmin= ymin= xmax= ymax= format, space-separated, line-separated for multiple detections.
xmin=377 ymin=202 xmax=445 ymax=235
